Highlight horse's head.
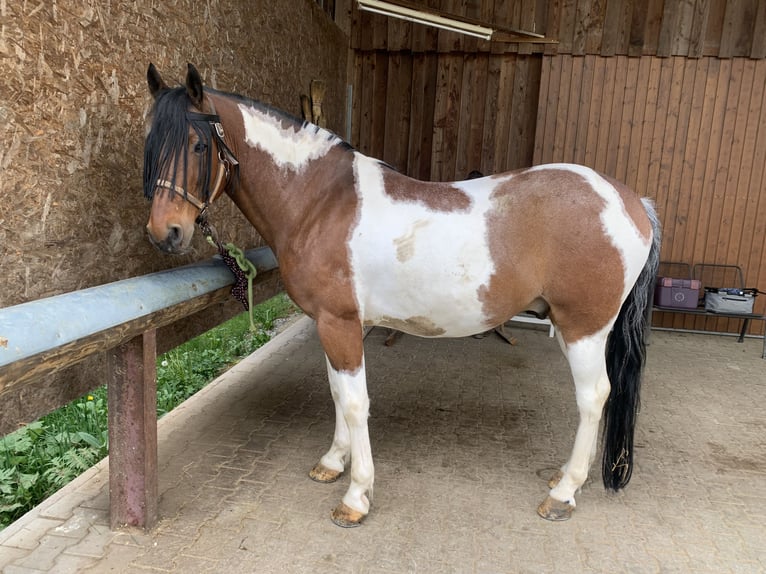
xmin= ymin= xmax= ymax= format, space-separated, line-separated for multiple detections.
xmin=143 ymin=63 xmax=236 ymax=253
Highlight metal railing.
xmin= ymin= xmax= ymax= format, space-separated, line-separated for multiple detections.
xmin=0 ymin=247 xmax=280 ymax=529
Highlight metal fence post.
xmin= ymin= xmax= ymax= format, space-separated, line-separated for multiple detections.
xmin=107 ymin=329 xmax=158 ymax=530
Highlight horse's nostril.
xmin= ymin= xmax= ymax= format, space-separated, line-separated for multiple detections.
xmin=167 ymin=224 xmax=183 ymax=247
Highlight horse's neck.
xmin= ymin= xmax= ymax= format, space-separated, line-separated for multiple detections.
xmin=217 ymin=96 xmax=355 ymax=253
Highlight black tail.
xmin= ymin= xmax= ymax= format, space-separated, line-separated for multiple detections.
xmin=602 ymin=199 xmax=661 ymax=490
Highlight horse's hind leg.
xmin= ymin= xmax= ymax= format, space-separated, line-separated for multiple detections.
xmin=310 ymin=316 xmax=373 ymax=527
xmin=538 ymin=328 xmax=611 ymax=521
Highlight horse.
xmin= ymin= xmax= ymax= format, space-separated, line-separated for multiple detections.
xmin=142 ymin=63 xmax=661 ymax=526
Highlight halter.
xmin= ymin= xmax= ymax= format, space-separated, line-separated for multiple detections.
xmin=153 ymin=103 xmax=239 ymax=223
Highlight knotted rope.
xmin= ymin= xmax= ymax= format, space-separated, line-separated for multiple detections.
xmin=198 ymin=219 xmax=258 ymax=332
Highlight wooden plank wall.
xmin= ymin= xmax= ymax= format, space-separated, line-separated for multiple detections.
xmin=351 ymin=52 xmax=541 ymax=181
xmin=550 ymin=0 xmax=766 ymax=58
xmin=534 ymin=54 xmax=766 ymax=333
xmin=349 ymin=0 xmax=547 ymax=54
xmin=345 ymin=0 xmax=766 ymax=59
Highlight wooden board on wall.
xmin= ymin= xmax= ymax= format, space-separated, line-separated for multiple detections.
xmin=352 ymin=51 xmax=541 ymax=182
xmin=552 ymin=0 xmax=765 ymax=58
xmin=534 ymin=54 xmax=766 ymax=334
xmin=350 ymin=0 xmax=766 ymax=59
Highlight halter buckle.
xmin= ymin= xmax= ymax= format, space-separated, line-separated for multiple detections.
xmin=214 ymin=122 xmax=225 ymax=139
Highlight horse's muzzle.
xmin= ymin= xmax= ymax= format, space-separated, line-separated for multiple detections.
xmin=146 ymin=224 xmax=189 ymax=254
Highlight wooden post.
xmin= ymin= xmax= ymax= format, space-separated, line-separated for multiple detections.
xmin=107 ymin=329 xmax=158 ymax=530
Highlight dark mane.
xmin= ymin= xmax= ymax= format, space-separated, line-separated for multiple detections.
xmin=143 ymin=87 xmax=216 ymax=201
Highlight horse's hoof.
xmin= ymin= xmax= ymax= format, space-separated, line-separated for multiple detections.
xmin=547 ymin=470 xmax=565 ymax=489
xmin=331 ymin=502 xmax=365 ymax=528
xmin=309 ymin=463 xmax=342 ymax=483
xmin=537 ymin=495 xmax=574 ymax=521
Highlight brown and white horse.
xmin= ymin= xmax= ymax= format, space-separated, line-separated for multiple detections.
xmin=143 ymin=63 xmax=661 ymax=526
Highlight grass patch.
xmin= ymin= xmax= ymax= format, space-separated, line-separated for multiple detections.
xmin=0 ymin=293 xmax=300 ymax=529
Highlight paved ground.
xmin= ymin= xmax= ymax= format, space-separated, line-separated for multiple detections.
xmin=1 ymin=316 xmax=764 ymax=573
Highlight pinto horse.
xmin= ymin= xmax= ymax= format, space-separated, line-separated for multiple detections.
xmin=143 ymin=63 xmax=661 ymax=526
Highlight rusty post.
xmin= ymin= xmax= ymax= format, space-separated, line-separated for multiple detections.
xmin=107 ymin=329 xmax=158 ymax=530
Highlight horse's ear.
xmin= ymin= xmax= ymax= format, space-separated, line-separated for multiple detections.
xmin=147 ymin=63 xmax=168 ymax=99
xmin=185 ymin=63 xmax=204 ymax=108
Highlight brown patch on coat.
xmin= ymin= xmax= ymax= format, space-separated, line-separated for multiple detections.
xmin=478 ymin=168 xmax=639 ymax=344
xmin=394 ymin=219 xmax=430 ymax=262
xmin=272 ymin=149 xmax=365 ymax=373
xmin=382 ymin=168 xmax=472 ymax=212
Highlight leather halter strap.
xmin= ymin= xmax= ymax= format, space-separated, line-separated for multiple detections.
xmin=153 ymin=100 xmax=239 ymax=219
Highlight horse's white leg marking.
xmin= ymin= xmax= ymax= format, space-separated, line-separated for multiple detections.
xmin=325 ymin=356 xmax=374 ymax=516
xmin=550 ymin=327 xmax=612 ymax=506
xmin=317 ymin=357 xmax=351 ymax=474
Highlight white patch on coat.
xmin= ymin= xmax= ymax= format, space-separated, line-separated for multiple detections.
xmin=238 ymin=104 xmax=341 ymax=171
xmin=529 ymin=164 xmax=650 ymax=301
xmin=348 ymin=154 xmax=498 ymax=337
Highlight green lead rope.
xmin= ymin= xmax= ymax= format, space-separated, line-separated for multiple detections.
xmin=206 ymin=235 xmax=258 ymax=332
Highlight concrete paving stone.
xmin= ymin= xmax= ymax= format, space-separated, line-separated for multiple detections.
xmin=78 ymin=490 xmax=109 ymax=512
xmin=129 ymin=532 xmax=189 ymax=571
xmin=83 ymin=543 xmax=155 ymax=573
xmin=253 ymin=419 xmax=291 ymax=438
xmin=223 ymin=484 xmax=266 ymax=509
xmin=61 ymin=524 xmax=115 ymax=559
xmin=172 ymin=553 xmax=220 ymax=574
xmin=206 ymin=503 xmax=254 ymax=532
xmin=157 ymin=485 xmax=192 ymax=515
xmin=12 ymin=534 xmax=79 ymax=572
xmin=155 ymin=511 xmax=203 ymax=540
xmin=0 ymin=546 xmax=28 ymax=569
xmin=204 ymin=465 xmax=251 ymax=488
xmin=2 ymin=565 xmax=48 ymax=574
xmin=47 ymin=552 xmax=100 ymax=573
xmin=179 ymin=525 xmax=247 ymax=562
xmin=109 ymin=529 xmax=154 ymax=548
xmin=34 ymin=464 xmax=105 ymax=520
xmin=218 ymin=448 xmax=260 ymax=471
xmin=50 ymin=508 xmax=106 ymax=540
xmin=239 ymin=461 xmax=280 ymax=484
xmin=237 ymin=433 xmax=275 ymax=453
xmin=0 ymin=518 xmax=64 ymax=551
xmin=176 ymin=490 xmax=227 ymax=517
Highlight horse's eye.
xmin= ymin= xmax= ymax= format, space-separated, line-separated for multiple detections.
xmin=193 ymin=141 xmax=207 ymax=154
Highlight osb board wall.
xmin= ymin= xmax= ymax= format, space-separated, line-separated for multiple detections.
xmin=0 ymin=0 xmax=348 ymax=309
xmin=534 ymin=54 xmax=766 ymax=334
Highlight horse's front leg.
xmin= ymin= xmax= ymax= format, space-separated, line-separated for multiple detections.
xmin=310 ymin=316 xmax=373 ymax=527
xmin=308 ymin=380 xmax=350 ymax=483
